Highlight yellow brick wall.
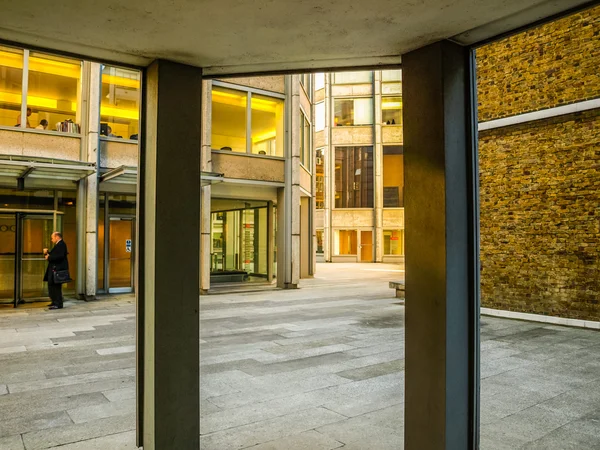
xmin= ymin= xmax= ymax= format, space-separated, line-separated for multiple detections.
xmin=479 ymin=109 xmax=600 ymax=320
xmin=477 ymin=5 xmax=600 ymax=122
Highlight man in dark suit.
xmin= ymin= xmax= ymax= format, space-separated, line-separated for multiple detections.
xmin=43 ymin=231 xmax=69 ymax=310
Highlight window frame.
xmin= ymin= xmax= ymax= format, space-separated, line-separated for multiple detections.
xmin=333 ymin=97 xmax=374 ymax=127
xmin=211 ymin=80 xmax=286 ymax=159
xmin=300 ymin=74 xmax=312 ymax=101
xmin=0 ymin=45 xmax=83 ymax=136
xmin=381 ymin=95 xmax=403 ymax=126
xmin=299 ymin=107 xmax=312 ymax=170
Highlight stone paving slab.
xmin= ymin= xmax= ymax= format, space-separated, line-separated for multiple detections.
xmin=1 ymin=265 xmax=600 ymax=449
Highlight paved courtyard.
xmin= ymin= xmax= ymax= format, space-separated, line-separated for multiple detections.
xmin=0 ymin=263 xmax=599 ymax=449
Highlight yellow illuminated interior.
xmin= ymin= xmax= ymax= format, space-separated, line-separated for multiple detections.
xmin=100 ymin=66 xmax=141 ymax=137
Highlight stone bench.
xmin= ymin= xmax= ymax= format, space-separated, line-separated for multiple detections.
xmin=389 ymin=281 xmax=405 ymax=299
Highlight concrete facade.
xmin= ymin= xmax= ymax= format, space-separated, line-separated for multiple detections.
xmin=314 ymin=71 xmax=405 ymax=264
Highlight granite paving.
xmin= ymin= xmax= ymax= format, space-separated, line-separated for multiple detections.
xmin=0 ymin=263 xmax=599 ymax=449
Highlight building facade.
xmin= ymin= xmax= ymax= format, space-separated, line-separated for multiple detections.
xmin=314 ymin=70 xmax=405 ymax=264
xmin=0 ymin=46 xmax=314 ymax=306
xmin=477 ymin=5 xmax=600 ymax=321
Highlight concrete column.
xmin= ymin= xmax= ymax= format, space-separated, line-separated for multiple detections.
xmin=373 ymin=71 xmax=384 ymax=263
xmin=85 ymin=62 xmax=101 ymax=299
xmin=267 ymin=200 xmax=274 ymax=282
xmin=137 ymin=60 xmax=201 ymax=450
xmin=200 ymin=80 xmax=212 ymax=293
xmin=403 ymin=40 xmax=480 ymax=449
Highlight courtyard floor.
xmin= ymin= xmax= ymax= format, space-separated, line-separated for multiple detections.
xmin=0 ymin=263 xmax=599 ymax=449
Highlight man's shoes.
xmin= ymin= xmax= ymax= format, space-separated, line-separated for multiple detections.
xmin=49 ymin=305 xmax=63 ymax=310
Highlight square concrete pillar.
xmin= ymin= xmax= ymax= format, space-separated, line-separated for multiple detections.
xmin=137 ymin=60 xmax=201 ymax=450
xmin=403 ymin=40 xmax=480 ymax=449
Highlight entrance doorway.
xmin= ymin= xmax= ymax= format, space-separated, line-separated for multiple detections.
xmin=0 ymin=211 xmax=63 ymax=307
xmin=107 ymin=217 xmax=135 ymax=293
xmin=360 ymin=230 xmax=373 ymax=262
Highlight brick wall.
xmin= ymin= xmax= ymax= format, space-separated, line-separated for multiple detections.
xmin=477 ymin=5 xmax=600 ymax=122
xmin=479 ymin=109 xmax=600 ymax=320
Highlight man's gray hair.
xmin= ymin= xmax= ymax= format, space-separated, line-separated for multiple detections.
xmin=52 ymin=231 xmax=63 ymax=239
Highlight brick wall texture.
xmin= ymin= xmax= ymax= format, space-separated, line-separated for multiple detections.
xmin=477 ymin=6 xmax=600 ymax=320
xmin=479 ymin=109 xmax=600 ymax=320
xmin=477 ymin=5 xmax=600 ymax=122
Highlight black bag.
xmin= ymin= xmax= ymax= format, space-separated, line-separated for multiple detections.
xmin=53 ymin=269 xmax=71 ymax=284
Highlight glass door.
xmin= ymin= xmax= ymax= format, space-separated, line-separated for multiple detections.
xmin=108 ymin=217 xmax=134 ymax=293
xmin=20 ymin=214 xmax=55 ymax=301
xmin=0 ymin=214 xmax=16 ymax=304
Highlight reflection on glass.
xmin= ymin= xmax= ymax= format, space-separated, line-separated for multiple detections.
xmin=382 ymin=96 xmax=402 ymax=125
xmin=382 ymin=145 xmax=404 ymax=207
xmin=28 ymin=52 xmax=81 ymax=133
xmin=333 ymin=71 xmax=372 ymax=84
xmin=21 ymin=215 xmax=53 ymax=299
xmin=0 ymin=46 xmax=23 ymax=128
xmin=98 ymin=195 xmax=105 ymax=291
xmin=335 ymin=146 xmax=374 ymax=208
xmin=384 ymin=229 xmax=405 ymax=255
xmin=100 ymin=65 xmax=140 ymax=140
xmin=316 ymin=230 xmax=324 ymax=254
xmin=315 ymin=73 xmax=325 ymax=91
xmin=334 ymin=98 xmax=373 ymax=126
xmin=251 ymin=94 xmax=284 ymax=156
xmin=300 ymin=112 xmax=311 ymax=166
xmin=212 ymin=87 xmax=247 ymax=153
xmin=315 ymin=102 xmax=325 ymax=132
xmin=0 ymin=215 xmax=16 ymax=301
xmin=58 ymin=191 xmax=77 ymax=294
xmin=382 ymin=70 xmax=402 ymax=82
xmin=334 ymin=230 xmax=357 ymax=255
xmin=316 ymin=148 xmax=325 ymax=209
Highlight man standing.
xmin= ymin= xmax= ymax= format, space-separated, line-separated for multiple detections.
xmin=43 ymin=232 xmax=69 ymax=310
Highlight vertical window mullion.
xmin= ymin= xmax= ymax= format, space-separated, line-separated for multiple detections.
xmin=20 ymin=49 xmax=29 ymax=129
xmin=246 ymin=91 xmax=252 ymax=154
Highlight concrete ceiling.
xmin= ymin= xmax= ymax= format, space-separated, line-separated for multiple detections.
xmin=0 ymin=0 xmax=592 ymax=75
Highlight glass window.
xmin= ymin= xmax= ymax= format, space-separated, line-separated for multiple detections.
xmin=382 ymin=70 xmax=402 ymax=82
xmin=100 ymin=65 xmax=140 ymax=140
xmin=384 ymin=229 xmax=405 ymax=255
xmin=300 ymin=111 xmax=311 ymax=167
xmin=251 ymin=93 xmax=284 ymax=157
xmin=212 ymin=87 xmax=248 ymax=153
xmin=334 ymin=98 xmax=373 ymax=126
xmin=316 ymin=229 xmax=324 ymax=254
xmin=382 ymin=96 xmax=402 ymax=125
xmin=334 ymin=230 xmax=357 ymax=255
xmin=315 ymin=73 xmax=325 ymax=91
xmin=315 ymin=148 xmax=325 ymax=210
xmin=315 ymin=102 xmax=325 ymax=132
xmin=300 ymin=74 xmax=312 ymax=99
xmin=27 ymin=52 xmax=81 ymax=133
xmin=383 ymin=145 xmax=404 ymax=207
xmin=335 ymin=146 xmax=373 ymax=208
xmin=333 ymin=71 xmax=372 ymax=84
xmin=0 ymin=46 xmax=23 ymax=128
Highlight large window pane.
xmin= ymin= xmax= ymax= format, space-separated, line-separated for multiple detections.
xmin=316 ymin=148 xmax=325 ymax=209
xmin=100 ymin=66 xmax=140 ymax=140
xmin=383 ymin=145 xmax=404 ymax=207
xmin=315 ymin=73 xmax=325 ymax=90
xmin=334 ymin=230 xmax=357 ymax=255
xmin=335 ymin=146 xmax=373 ymax=208
xmin=382 ymin=70 xmax=402 ymax=82
xmin=334 ymin=98 xmax=373 ymax=126
xmin=212 ymin=87 xmax=247 ymax=153
xmin=300 ymin=112 xmax=311 ymax=167
xmin=316 ymin=229 xmax=324 ymax=254
xmin=333 ymin=71 xmax=372 ymax=84
xmin=0 ymin=46 xmax=23 ymax=127
xmin=382 ymin=96 xmax=402 ymax=125
xmin=383 ymin=229 xmax=404 ymax=255
xmin=251 ymin=93 xmax=284 ymax=156
xmin=28 ymin=53 xmax=81 ymax=133
xmin=315 ymin=102 xmax=325 ymax=132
